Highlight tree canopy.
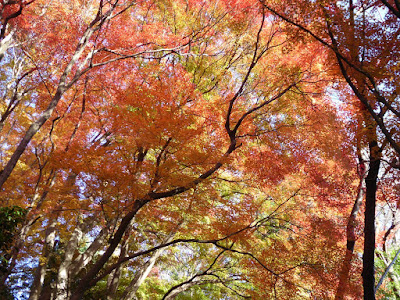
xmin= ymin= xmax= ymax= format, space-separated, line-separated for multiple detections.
xmin=0 ymin=0 xmax=399 ymax=299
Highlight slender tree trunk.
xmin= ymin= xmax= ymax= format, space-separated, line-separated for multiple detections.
xmin=376 ymin=249 xmax=400 ymax=296
xmin=122 ymin=233 xmax=176 ymax=300
xmin=0 ymin=29 xmax=14 ymax=61
xmin=106 ymin=240 xmax=130 ymax=300
xmin=70 ymin=199 xmax=148 ymax=300
xmin=336 ymin=161 xmax=365 ymax=299
xmin=28 ymin=219 xmax=57 ymax=300
xmin=388 ymin=269 xmax=400 ymax=297
xmin=55 ymin=222 xmax=83 ymax=300
xmin=0 ymin=216 xmax=35 ymax=286
xmin=362 ymin=126 xmax=381 ymax=300
xmin=0 ymin=172 xmax=56 ymax=294
xmin=69 ymin=226 xmax=109 ymax=277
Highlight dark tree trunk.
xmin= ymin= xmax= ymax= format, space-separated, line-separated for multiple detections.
xmin=362 ymin=139 xmax=380 ymax=300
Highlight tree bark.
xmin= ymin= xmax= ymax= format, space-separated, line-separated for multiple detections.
xmin=106 ymin=239 xmax=130 ymax=300
xmin=28 ymin=219 xmax=57 ymax=300
xmin=122 ymin=233 xmax=176 ymax=300
xmin=362 ymin=130 xmax=381 ymax=300
xmin=70 ymin=199 xmax=148 ymax=300
xmin=55 ymin=222 xmax=83 ymax=300
xmin=336 ymin=163 xmax=365 ymax=299
xmin=70 ymin=226 xmax=110 ymax=277
xmin=376 ymin=249 xmax=400 ymax=297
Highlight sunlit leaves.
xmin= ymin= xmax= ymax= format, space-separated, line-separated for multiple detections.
xmin=0 ymin=0 xmax=373 ymax=299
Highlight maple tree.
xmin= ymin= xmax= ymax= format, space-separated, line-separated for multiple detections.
xmin=0 ymin=0 xmax=396 ymax=299
xmin=260 ymin=0 xmax=400 ymax=299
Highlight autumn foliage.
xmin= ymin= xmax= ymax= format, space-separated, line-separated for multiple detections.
xmin=0 ymin=0 xmax=399 ymax=299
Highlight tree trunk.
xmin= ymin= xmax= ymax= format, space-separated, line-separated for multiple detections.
xmin=106 ymin=241 xmax=130 ymax=300
xmin=362 ymin=127 xmax=381 ymax=300
xmin=376 ymin=249 xmax=400 ymax=297
xmin=122 ymin=234 xmax=175 ymax=300
xmin=336 ymin=164 xmax=365 ymax=299
xmin=70 ymin=199 xmax=147 ymax=300
xmin=55 ymin=222 xmax=83 ymax=300
xmin=28 ymin=219 xmax=57 ymax=300
xmin=70 ymin=226 xmax=110 ymax=277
